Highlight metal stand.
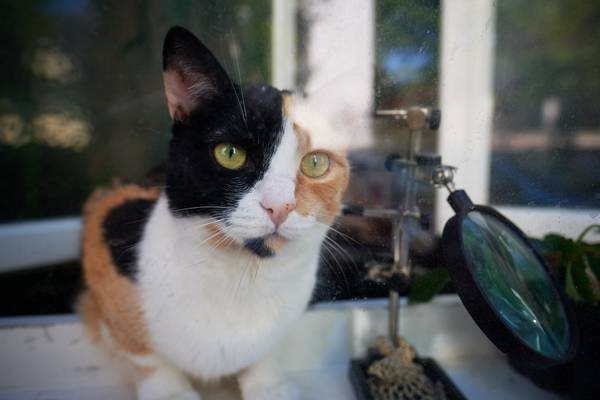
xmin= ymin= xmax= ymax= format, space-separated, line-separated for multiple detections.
xmin=376 ymin=107 xmax=441 ymax=347
xmin=343 ymin=107 xmax=454 ymax=348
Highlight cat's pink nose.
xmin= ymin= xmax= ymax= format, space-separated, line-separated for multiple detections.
xmin=260 ymin=199 xmax=295 ymax=227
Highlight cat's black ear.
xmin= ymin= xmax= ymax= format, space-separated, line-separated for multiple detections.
xmin=162 ymin=26 xmax=232 ymax=121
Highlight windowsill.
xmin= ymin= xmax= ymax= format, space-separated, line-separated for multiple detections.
xmin=0 ymin=296 xmax=561 ymax=399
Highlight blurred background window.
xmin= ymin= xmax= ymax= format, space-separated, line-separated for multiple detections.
xmin=0 ymin=0 xmax=271 ymax=223
xmin=375 ymin=0 xmax=439 ymax=110
xmin=0 ymin=0 xmax=598 ymax=313
xmin=342 ymin=0 xmax=440 ymax=221
xmin=491 ymin=0 xmax=600 ymax=209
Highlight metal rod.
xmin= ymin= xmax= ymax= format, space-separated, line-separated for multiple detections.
xmin=392 ymin=217 xmax=402 ymax=272
xmin=413 ymin=129 xmax=423 ymax=155
xmin=407 ymin=130 xmax=415 ymax=161
xmin=388 ymin=289 xmax=399 ymax=346
xmin=389 ymin=215 xmax=402 ymax=346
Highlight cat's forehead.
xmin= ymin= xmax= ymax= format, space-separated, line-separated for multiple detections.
xmin=242 ymin=85 xmax=285 ymax=136
xmin=283 ymin=95 xmax=349 ymax=153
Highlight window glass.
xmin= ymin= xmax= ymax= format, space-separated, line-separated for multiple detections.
xmin=346 ymin=0 xmax=440 ymax=214
xmin=318 ymin=0 xmax=442 ymax=301
xmin=0 ymin=0 xmax=271 ymax=222
xmin=375 ymin=0 xmax=439 ymax=110
xmin=491 ymin=0 xmax=600 ymax=208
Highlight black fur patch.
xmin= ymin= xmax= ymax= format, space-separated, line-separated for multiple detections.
xmin=162 ymin=27 xmax=285 ymax=221
xmin=102 ymin=199 xmax=156 ymax=280
xmin=244 ymin=238 xmax=274 ymax=258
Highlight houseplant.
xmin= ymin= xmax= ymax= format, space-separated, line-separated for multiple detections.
xmin=512 ymin=224 xmax=600 ymax=397
xmin=405 ymin=224 xmax=600 ymax=397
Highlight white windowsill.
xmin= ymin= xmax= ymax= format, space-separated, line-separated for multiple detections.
xmin=0 ymin=217 xmax=81 ymax=273
xmin=0 ymin=296 xmax=561 ymax=400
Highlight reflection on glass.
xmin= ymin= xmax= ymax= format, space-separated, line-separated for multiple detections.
xmin=461 ymin=211 xmax=571 ymax=359
xmin=375 ymin=0 xmax=439 ymax=110
xmin=492 ymin=0 xmax=600 ymax=207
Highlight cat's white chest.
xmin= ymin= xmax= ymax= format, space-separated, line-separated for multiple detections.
xmin=137 ymin=198 xmax=321 ymax=380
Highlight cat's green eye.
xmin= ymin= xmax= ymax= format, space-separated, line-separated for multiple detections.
xmin=214 ymin=143 xmax=247 ymax=170
xmin=301 ymin=152 xmax=330 ymax=178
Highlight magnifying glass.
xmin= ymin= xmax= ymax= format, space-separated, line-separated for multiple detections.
xmin=442 ymin=189 xmax=578 ymax=367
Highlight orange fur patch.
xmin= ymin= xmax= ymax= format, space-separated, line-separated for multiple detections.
xmin=80 ymin=184 xmax=160 ymax=355
xmin=295 ymin=156 xmax=349 ymax=224
xmin=264 ymin=233 xmax=288 ymax=252
xmin=283 ymin=94 xmax=350 ymax=224
xmin=282 ymin=93 xmax=293 ymax=119
xmin=77 ymin=291 xmax=101 ymax=343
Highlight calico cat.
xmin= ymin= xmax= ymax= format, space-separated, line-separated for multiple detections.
xmin=79 ymin=26 xmax=349 ymax=400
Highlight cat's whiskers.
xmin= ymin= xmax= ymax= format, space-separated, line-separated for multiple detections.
xmin=311 ymin=218 xmax=363 ymax=273
xmin=323 ymin=236 xmax=360 ymax=275
xmin=210 ymin=229 xmax=235 ymax=251
xmin=312 ymin=216 xmax=361 ymax=246
xmin=222 ymin=34 xmax=248 ymax=128
xmin=231 ymin=36 xmax=248 ymax=125
xmin=183 ymin=227 xmax=237 ymax=269
xmin=234 ymin=255 xmax=257 ymax=301
xmin=319 ymin=242 xmax=351 ymax=292
xmin=196 ymin=226 xmax=230 ymax=248
xmin=251 ymin=257 xmax=261 ymax=284
xmin=322 ymin=234 xmax=355 ymax=262
xmin=190 ymin=218 xmax=226 ymax=231
xmin=171 ymin=205 xmax=231 ymax=214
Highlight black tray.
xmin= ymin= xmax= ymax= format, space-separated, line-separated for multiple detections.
xmin=349 ymin=357 xmax=467 ymax=400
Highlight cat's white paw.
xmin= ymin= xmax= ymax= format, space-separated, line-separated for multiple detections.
xmin=242 ymin=381 xmax=299 ymax=400
xmin=139 ymin=390 xmax=201 ymax=400
xmin=168 ymin=391 xmax=202 ymax=400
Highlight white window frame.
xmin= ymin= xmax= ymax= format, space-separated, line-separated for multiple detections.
xmin=436 ymin=0 xmax=600 ymax=239
xmin=0 ymin=217 xmax=81 ymax=273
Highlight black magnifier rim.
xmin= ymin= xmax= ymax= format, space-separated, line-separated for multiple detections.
xmin=442 ymin=203 xmax=578 ymax=368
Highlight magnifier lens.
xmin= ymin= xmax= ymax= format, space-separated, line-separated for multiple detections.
xmin=461 ymin=211 xmax=571 ymax=360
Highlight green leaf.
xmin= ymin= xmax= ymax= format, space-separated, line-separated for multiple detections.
xmin=586 ymin=251 xmax=600 ymax=282
xmin=582 ymin=253 xmax=600 ymax=300
xmin=565 ymin=262 xmax=585 ymax=302
xmin=576 ymin=224 xmax=600 ymax=245
xmin=409 ymin=268 xmax=450 ymax=303
xmin=537 ymin=234 xmax=574 ymax=279
xmin=541 ymin=233 xmax=569 ymax=252
xmin=568 ymin=249 xmax=600 ymax=305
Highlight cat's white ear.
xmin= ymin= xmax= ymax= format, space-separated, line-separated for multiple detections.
xmin=162 ymin=26 xmax=232 ymax=121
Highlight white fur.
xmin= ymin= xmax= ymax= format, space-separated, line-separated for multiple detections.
xmin=132 ymin=354 xmax=200 ymax=400
xmin=134 ymin=117 xmax=330 ymax=398
xmin=238 ymin=351 xmax=299 ymax=400
xmin=139 ymin=197 xmax=327 ymax=379
xmin=228 ymin=120 xmax=301 ymax=242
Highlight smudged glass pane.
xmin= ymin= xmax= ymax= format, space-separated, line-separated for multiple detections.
xmin=0 ymin=0 xmax=271 ymax=222
xmin=375 ymin=0 xmax=439 ymax=110
xmin=491 ymin=0 xmax=600 ymax=208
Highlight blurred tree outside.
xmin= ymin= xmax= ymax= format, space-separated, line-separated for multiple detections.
xmin=2 ymin=0 xmax=598 ymax=221
xmin=0 ymin=0 xmax=271 ymax=222
xmin=491 ymin=0 xmax=600 ymax=208
xmin=495 ymin=0 xmax=600 ymax=130
xmin=375 ymin=0 xmax=439 ymax=110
